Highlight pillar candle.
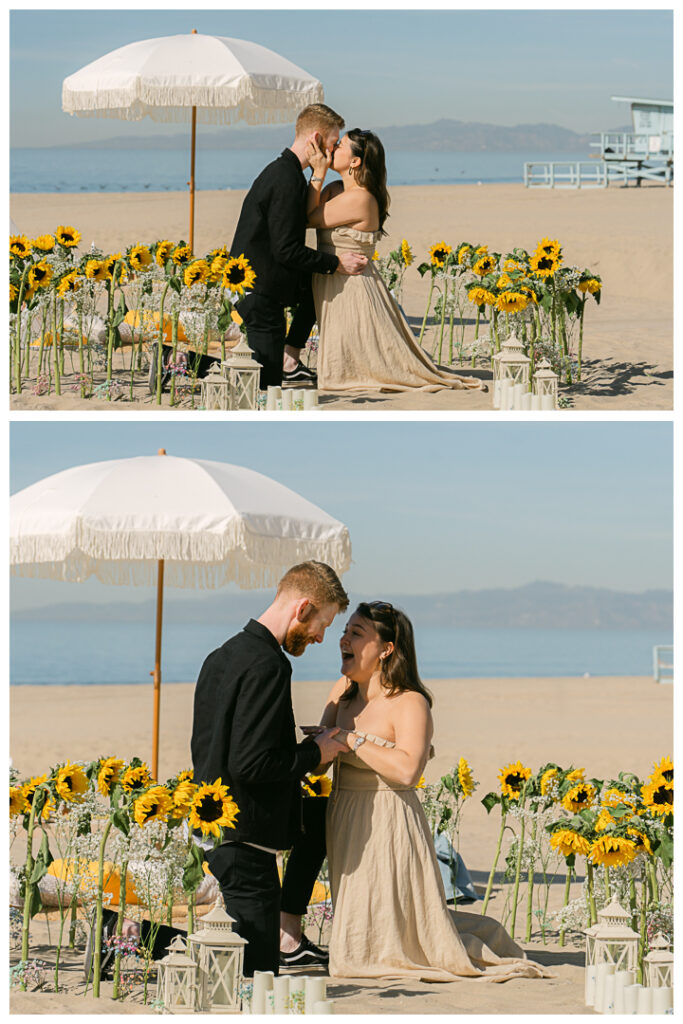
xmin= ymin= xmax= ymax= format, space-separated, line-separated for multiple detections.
xmin=512 ymin=382 xmax=526 ymax=409
xmin=251 ymin=971 xmax=274 ymax=1015
xmin=265 ymin=990 xmax=275 ymax=1014
xmin=636 ymin=985 xmax=653 ymax=1014
xmin=603 ymin=971 xmax=616 ymax=1013
xmin=520 ymin=390 xmax=532 ymax=411
xmin=541 ymin=393 xmax=555 ymax=411
xmin=624 ymin=983 xmax=642 ymax=1014
xmin=613 ymin=970 xmax=635 ymax=1014
xmin=651 ymin=987 xmax=673 ymax=1013
xmin=584 ymin=965 xmax=597 ymax=1006
xmin=272 ymin=976 xmax=289 ymax=1014
xmin=281 ymin=388 xmax=293 ymax=411
xmin=292 ymin=388 xmax=305 ymax=410
xmin=313 ymin=1001 xmax=335 ymax=1014
xmin=288 ymin=975 xmax=307 ymax=1014
xmin=303 ymin=389 xmax=319 ymax=410
xmin=595 ymin=963 xmax=616 ymax=1013
xmin=530 ymin=393 xmax=542 ymax=410
xmin=305 ymin=977 xmax=327 ymax=1013
xmin=266 ymin=386 xmax=279 ymax=411
xmin=493 ymin=379 xmax=501 ymax=409
xmin=499 ymin=379 xmax=512 ymax=410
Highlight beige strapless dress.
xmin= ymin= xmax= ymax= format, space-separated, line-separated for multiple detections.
xmin=312 ymin=227 xmax=485 ymax=393
xmin=326 ymin=735 xmax=553 ymax=983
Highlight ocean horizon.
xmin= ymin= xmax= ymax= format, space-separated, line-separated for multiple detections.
xmin=10 ymin=147 xmax=589 ymax=194
xmin=10 ymin=621 xmax=672 ymax=686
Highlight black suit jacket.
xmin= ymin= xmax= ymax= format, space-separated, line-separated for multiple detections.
xmin=230 ymin=148 xmax=338 ymax=304
xmin=191 ymin=619 xmax=321 ymax=850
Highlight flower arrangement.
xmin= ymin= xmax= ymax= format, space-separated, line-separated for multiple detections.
xmin=9 ymin=228 xmax=256 ymax=406
xmin=9 ymin=758 xmax=238 ymax=1001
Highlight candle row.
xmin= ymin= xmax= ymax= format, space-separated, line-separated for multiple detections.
xmin=245 ymin=971 xmax=334 ymax=1014
xmin=263 ymin=386 xmax=319 ymax=411
xmin=493 ymin=379 xmax=554 ymax=411
xmin=586 ymin=964 xmax=673 ymax=1014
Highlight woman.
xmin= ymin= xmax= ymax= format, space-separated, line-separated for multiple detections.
xmin=305 ymin=132 xmax=485 ymax=394
xmin=306 ymin=601 xmax=550 ymax=982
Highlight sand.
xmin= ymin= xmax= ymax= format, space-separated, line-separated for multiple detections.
xmin=10 ymin=182 xmax=672 ymax=412
xmin=10 ymin=673 xmax=672 ymax=1014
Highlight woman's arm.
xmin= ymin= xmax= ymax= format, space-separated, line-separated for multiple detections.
xmin=345 ymin=692 xmax=433 ymax=787
xmin=301 ymin=677 xmax=348 ymax=774
xmin=307 ymin=189 xmax=375 ymax=230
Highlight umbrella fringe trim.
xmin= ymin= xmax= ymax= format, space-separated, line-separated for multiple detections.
xmin=62 ymin=81 xmax=324 ymax=124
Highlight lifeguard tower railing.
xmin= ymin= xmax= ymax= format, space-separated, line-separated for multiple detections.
xmin=653 ymin=644 xmax=673 ymax=684
xmin=593 ymin=131 xmax=673 ymax=162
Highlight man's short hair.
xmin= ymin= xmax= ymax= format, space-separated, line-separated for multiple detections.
xmin=296 ymin=104 xmax=345 ymax=139
xmin=277 ymin=561 xmax=349 ymax=611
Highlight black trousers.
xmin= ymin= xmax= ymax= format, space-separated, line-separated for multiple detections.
xmin=281 ymin=797 xmax=328 ymax=916
xmin=237 ymin=286 xmax=317 ymax=389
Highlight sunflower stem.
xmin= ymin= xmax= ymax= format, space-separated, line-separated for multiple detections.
xmin=112 ymin=858 xmax=129 ymax=1000
xmin=156 ymin=282 xmax=171 ymax=405
xmin=637 ymin=869 xmax=649 ymax=983
xmin=525 ymin=816 xmax=537 ymax=942
xmin=509 ymin=797 xmax=526 ymax=940
xmin=37 ymin=304 xmax=48 ymax=382
xmin=14 ymin=265 xmax=30 ymax=395
xmin=169 ymin=310 xmax=179 ymax=407
xmin=52 ymin=290 xmax=62 ymax=395
xmin=648 ymin=860 xmax=659 ymax=904
xmin=20 ymin=786 xmax=44 ymax=988
xmin=629 ymin=874 xmax=638 ymax=931
xmin=92 ymin=818 xmax=114 ymax=998
xmin=472 ymin=309 xmax=480 ymax=367
xmin=586 ymin=861 xmax=597 ymax=926
xmin=559 ymin=308 xmax=572 ymax=385
xmin=559 ymin=863 xmax=573 ymax=947
xmin=578 ymin=299 xmax=586 ymax=381
xmin=481 ymin=808 xmax=506 ymax=916
xmin=418 ymin=273 xmax=435 ymax=347
xmin=604 ymin=864 xmax=611 ymax=902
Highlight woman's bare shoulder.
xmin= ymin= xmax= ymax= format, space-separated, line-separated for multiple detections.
xmin=321 ymin=180 xmax=344 ymax=203
xmin=390 ymin=689 xmax=432 ymax=717
xmin=328 ymin=675 xmax=349 ymax=698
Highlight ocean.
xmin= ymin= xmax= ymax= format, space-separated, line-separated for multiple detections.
xmin=10 ymin=621 xmax=672 ymax=686
xmin=10 ymin=148 xmax=589 ymax=193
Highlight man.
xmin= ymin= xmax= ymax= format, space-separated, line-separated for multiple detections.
xmin=231 ymin=104 xmax=367 ymax=388
xmin=191 ymin=561 xmax=349 ymax=976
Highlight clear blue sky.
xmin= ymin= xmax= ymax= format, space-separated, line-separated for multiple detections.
xmin=10 ymin=9 xmax=673 ymax=147
xmin=9 ymin=421 xmax=672 ymax=611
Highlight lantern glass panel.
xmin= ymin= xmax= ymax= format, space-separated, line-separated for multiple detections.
xmin=229 ymin=367 xmax=259 ymax=411
xmin=207 ymin=948 xmax=238 ymax=1008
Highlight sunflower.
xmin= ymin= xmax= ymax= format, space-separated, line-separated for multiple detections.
xmin=55 ymin=225 xmax=81 ymax=248
xmin=578 ymin=278 xmax=601 ymax=295
xmin=21 ymin=774 xmax=54 ymax=821
xmin=10 ymin=786 xmax=26 ymax=817
xmin=458 ymin=757 xmax=475 ymax=798
xmin=133 ymin=785 xmax=173 ymax=828
xmin=177 ymin=769 xmax=194 ymax=783
xmin=499 ymin=761 xmax=531 ymax=800
xmin=171 ymin=779 xmax=197 ymax=819
xmin=602 ymin=786 xmax=636 ymax=811
xmin=208 ymin=246 xmax=229 ymax=261
xmin=627 ymin=828 xmax=653 ymax=857
xmin=519 ymin=285 xmax=538 ymax=304
xmin=302 ymin=773 xmax=333 ymax=798
xmin=549 ymin=829 xmax=592 ymax=858
xmin=54 ymin=762 xmax=89 ymax=803
xmin=540 ymin=768 xmax=560 ymax=799
xmin=101 ymin=254 xmax=125 ymax=281
xmin=474 ymin=245 xmax=488 ymax=255
xmin=467 ymin=286 xmax=496 ymax=307
xmin=565 ymin=768 xmax=585 ymax=783
xmin=155 ymin=240 xmax=174 ymax=266
xmin=128 ymin=244 xmax=153 ymax=272
xmin=208 ymin=254 xmax=228 ymax=283
xmin=651 ymin=757 xmax=673 ymax=784
xmin=97 ymin=756 xmax=125 ymax=797
xmin=32 ymin=234 xmax=55 ymax=252
xmin=595 ymin=807 xmax=615 ymax=832
xmin=189 ymin=779 xmax=239 ymax=838
xmin=429 ymin=242 xmax=452 ymax=268
xmin=456 ymin=244 xmax=471 ymax=266
xmin=502 ymin=258 xmax=522 ymax=272
xmin=172 ymin=244 xmax=193 ymax=266
xmin=496 ymin=273 xmax=513 ymax=290
xmin=562 ymin=782 xmax=596 ymax=814
xmin=10 ymin=235 xmax=32 ymax=259
xmin=496 ymin=291 xmax=529 ymax=314
xmin=57 ymin=271 xmax=81 ymax=298
xmin=222 ymin=255 xmax=256 ymax=295
xmin=641 ymin=777 xmax=673 ymax=817
xmin=28 ymin=261 xmax=54 ymax=290
xmin=535 ymin=238 xmax=561 ymax=258
xmin=589 ymin=835 xmax=637 ymax=868
xmin=184 ymin=259 xmax=210 ymax=288
xmin=121 ymin=762 xmax=152 ymax=795
xmin=529 ymin=252 xmax=561 ymax=278
xmin=84 ymin=259 xmax=109 ymax=282
xmin=372 ymin=250 xmax=380 ymax=261
xmin=10 ymin=282 xmax=18 ymax=303
xmin=415 ymin=776 xmax=426 ymax=790
xmin=472 ymin=254 xmax=497 ymax=276
xmin=400 ymin=239 xmax=413 ymax=266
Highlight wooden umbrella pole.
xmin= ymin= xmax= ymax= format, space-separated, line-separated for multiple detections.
xmin=189 ymin=105 xmax=197 ymax=252
xmin=151 ymin=447 xmax=167 ymax=780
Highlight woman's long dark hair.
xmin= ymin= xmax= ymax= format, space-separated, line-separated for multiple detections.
xmin=347 ymin=129 xmax=390 ymax=234
xmin=341 ymin=601 xmax=433 ymax=707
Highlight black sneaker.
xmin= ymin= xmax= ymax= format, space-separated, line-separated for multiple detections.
xmin=282 ymin=362 xmax=317 ymax=385
xmin=279 ymin=933 xmax=329 ymax=969
xmin=84 ymin=907 xmax=118 ymax=982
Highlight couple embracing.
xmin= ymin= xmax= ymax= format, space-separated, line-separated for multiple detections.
xmin=231 ymin=105 xmax=485 ymax=395
xmin=191 ymin=561 xmax=550 ymax=983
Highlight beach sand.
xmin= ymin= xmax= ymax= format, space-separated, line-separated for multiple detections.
xmin=10 ymin=182 xmax=672 ymax=412
xmin=10 ymin=674 xmax=672 ymax=1014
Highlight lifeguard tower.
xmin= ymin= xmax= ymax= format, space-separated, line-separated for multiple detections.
xmin=524 ymin=96 xmax=673 ymax=189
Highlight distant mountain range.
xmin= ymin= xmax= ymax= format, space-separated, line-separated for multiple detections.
xmin=12 ymin=582 xmax=672 ymax=630
xmin=45 ymin=119 xmax=602 ymax=153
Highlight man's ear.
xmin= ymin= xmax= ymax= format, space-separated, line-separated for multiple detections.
xmin=295 ymin=597 xmax=313 ymax=622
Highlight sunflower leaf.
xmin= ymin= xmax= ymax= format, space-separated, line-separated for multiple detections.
xmin=112 ymin=809 xmax=130 ymax=836
xmin=481 ymin=792 xmax=500 ymax=813
xmin=29 ymin=832 xmax=54 ymax=885
xmin=182 ymin=843 xmax=206 ymax=894
xmin=169 ymin=275 xmax=182 ymax=295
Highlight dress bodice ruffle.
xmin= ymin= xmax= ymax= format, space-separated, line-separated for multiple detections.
xmin=317 ymin=226 xmax=381 ymax=259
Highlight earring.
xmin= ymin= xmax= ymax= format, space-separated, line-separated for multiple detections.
xmin=348 ymin=167 xmax=354 ymax=176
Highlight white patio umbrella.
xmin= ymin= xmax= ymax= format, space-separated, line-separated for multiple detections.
xmin=62 ymin=31 xmax=324 ymax=249
xmin=10 ymin=450 xmax=351 ymax=778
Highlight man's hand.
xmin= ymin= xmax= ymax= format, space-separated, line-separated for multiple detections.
xmin=313 ymin=727 xmax=348 ymax=764
xmin=337 ymin=252 xmax=368 ymax=276
xmin=305 ymin=134 xmax=333 ymax=178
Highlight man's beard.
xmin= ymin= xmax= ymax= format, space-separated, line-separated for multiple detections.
xmin=283 ymin=622 xmax=312 ymax=657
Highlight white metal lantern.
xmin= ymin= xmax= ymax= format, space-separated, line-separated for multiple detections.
xmin=223 ymin=336 xmax=262 ymax=411
xmin=533 ymin=357 xmax=558 ymax=410
xmin=498 ymin=333 xmax=530 ymax=386
xmin=156 ymin=934 xmax=198 ymax=1013
xmin=201 ymin=366 xmax=231 ymax=411
xmin=644 ymin=933 xmax=674 ymax=988
xmin=587 ymin=900 xmax=639 ymax=975
xmin=492 ymin=332 xmax=525 ymax=408
xmin=188 ymin=899 xmax=247 ymax=1014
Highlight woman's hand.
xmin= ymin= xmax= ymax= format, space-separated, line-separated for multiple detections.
xmin=306 ymin=134 xmax=333 ymax=179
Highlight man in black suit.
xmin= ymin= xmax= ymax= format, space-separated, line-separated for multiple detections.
xmin=191 ymin=561 xmax=349 ymax=976
xmin=231 ymin=104 xmax=367 ymax=389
